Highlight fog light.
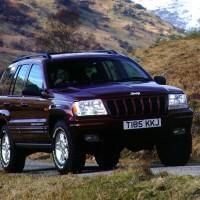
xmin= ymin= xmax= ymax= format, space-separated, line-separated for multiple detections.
xmin=173 ymin=128 xmax=186 ymax=135
xmin=84 ymin=134 xmax=99 ymax=142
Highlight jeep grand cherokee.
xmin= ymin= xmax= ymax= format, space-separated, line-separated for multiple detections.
xmin=0 ymin=50 xmax=193 ymax=174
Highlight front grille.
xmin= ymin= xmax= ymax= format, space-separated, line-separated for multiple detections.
xmin=106 ymin=95 xmax=167 ymax=117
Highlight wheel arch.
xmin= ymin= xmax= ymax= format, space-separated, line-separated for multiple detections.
xmin=48 ymin=111 xmax=70 ymax=136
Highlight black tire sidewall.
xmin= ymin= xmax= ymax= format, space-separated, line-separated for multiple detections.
xmin=95 ymin=153 xmax=120 ymax=169
xmin=95 ymin=144 xmax=120 ymax=169
xmin=156 ymin=133 xmax=192 ymax=166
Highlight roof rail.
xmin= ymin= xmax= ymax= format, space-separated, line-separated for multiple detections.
xmin=47 ymin=50 xmax=118 ymax=55
xmin=92 ymin=50 xmax=118 ymax=54
xmin=12 ymin=54 xmax=51 ymax=63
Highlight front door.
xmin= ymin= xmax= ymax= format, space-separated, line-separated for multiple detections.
xmin=20 ymin=64 xmax=51 ymax=143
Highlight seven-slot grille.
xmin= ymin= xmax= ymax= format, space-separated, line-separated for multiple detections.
xmin=106 ymin=95 xmax=167 ymax=117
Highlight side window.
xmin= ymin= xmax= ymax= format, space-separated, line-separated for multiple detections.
xmin=0 ymin=65 xmax=16 ymax=95
xmin=27 ymin=64 xmax=43 ymax=90
xmin=12 ymin=65 xmax=29 ymax=95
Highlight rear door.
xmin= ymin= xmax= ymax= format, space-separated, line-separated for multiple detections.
xmin=0 ymin=64 xmax=30 ymax=142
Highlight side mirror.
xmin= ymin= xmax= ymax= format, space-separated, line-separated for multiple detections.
xmin=154 ymin=76 xmax=166 ymax=85
xmin=22 ymin=85 xmax=42 ymax=96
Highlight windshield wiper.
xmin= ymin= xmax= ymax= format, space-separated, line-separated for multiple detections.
xmin=117 ymin=77 xmax=151 ymax=82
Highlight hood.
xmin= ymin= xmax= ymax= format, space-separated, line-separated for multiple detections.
xmin=52 ymin=81 xmax=183 ymax=100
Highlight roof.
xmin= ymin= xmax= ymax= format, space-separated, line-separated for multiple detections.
xmin=12 ymin=50 xmax=119 ymax=64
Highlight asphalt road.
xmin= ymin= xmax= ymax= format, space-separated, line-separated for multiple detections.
xmin=1 ymin=159 xmax=200 ymax=177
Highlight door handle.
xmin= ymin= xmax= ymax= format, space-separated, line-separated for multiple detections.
xmin=21 ymin=102 xmax=28 ymax=107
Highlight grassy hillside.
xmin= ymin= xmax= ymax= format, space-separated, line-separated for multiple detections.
xmin=0 ymin=0 xmax=182 ymax=69
xmin=134 ymin=34 xmax=200 ymax=98
xmin=77 ymin=0 xmax=180 ymax=51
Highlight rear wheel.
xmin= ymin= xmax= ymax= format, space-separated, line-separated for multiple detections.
xmin=0 ymin=125 xmax=26 ymax=173
xmin=52 ymin=121 xmax=86 ymax=174
xmin=156 ymin=132 xmax=192 ymax=166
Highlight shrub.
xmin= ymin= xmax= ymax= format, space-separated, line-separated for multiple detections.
xmin=189 ymin=100 xmax=200 ymax=136
xmin=134 ymin=4 xmax=146 ymax=10
xmin=123 ymin=9 xmax=138 ymax=19
xmin=10 ymin=39 xmax=33 ymax=52
xmin=118 ymin=39 xmax=133 ymax=51
xmin=186 ymin=28 xmax=200 ymax=38
xmin=35 ymin=8 xmax=101 ymax=53
xmin=169 ymin=34 xmax=183 ymax=41
xmin=0 ymin=38 xmax=3 ymax=47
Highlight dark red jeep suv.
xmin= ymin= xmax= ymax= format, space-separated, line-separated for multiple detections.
xmin=0 ymin=51 xmax=193 ymax=174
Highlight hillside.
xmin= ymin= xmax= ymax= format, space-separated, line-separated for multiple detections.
xmin=0 ymin=0 xmax=182 ymax=68
xmin=134 ymin=34 xmax=200 ymax=98
xmin=133 ymin=0 xmax=200 ymax=31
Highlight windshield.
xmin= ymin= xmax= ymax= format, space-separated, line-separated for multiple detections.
xmin=46 ymin=57 xmax=151 ymax=88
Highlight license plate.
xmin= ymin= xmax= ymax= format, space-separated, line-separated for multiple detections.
xmin=123 ymin=118 xmax=161 ymax=130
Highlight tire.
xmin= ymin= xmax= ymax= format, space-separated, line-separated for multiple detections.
xmin=94 ymin=141 xmax=120 ymax=170
xmin=95 ymin=154 xmax=120 ymax=170
xmin=0 ymin=125 xmax=26 ymax=173
xmin=52 ymin=121 xmax=86 ymax=175
xmin=156 ymin=132 xmax=192 ymax=166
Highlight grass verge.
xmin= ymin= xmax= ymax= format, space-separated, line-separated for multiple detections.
xmin=0 ymin=167 xmax=200 ymax=200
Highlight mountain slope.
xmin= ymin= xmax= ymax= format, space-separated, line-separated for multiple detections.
xmin=133 ymin=0 xmax=200 ymax=31
xmin=0 ymin=0 xmax=182 ymax=68
xmin=134 ymin=34 xmax=200 ymax=97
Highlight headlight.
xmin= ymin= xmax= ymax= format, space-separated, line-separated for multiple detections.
xmin=72 ymin=99 xmax=107 ymax=116
xmin=168 ymin=94 xmax=188 ymax=110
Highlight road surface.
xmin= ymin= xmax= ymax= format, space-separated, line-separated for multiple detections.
xmin=1 ymin=159 xmax=200 ymax=177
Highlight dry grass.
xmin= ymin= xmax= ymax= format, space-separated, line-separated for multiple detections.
xmin=0 ymin=167 xmax=200 ymax=200
xmin=84 ymin=0 xmax=180 ymax=51
xmin=134 ymin=34 xmax=200 ymax=97
xmin=190 ymin=100 xmax=200 ymax=162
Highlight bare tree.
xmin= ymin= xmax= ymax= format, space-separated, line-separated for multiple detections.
xmin=36 ymin=8 xmax=102 ymax=53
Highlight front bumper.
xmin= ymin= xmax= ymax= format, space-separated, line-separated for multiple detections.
xmin=67 ymin=108 xmax=193 ymax=141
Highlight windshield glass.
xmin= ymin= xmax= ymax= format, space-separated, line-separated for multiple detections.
xmin=46 ymin=57 xmax=151 ymax=88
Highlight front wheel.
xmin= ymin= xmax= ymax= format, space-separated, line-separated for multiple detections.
xmin=95 ymin=151 xmax=120 ymax=170
xmin=94 ymin=140 xmax=120 ymax=170
xmin=156 ymin=132 xmax=192 ymax=166
xmin=0 ymin=125 xmax=26 ymax=173
xmin=52 ymin=121 xmax=86 ymax=175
